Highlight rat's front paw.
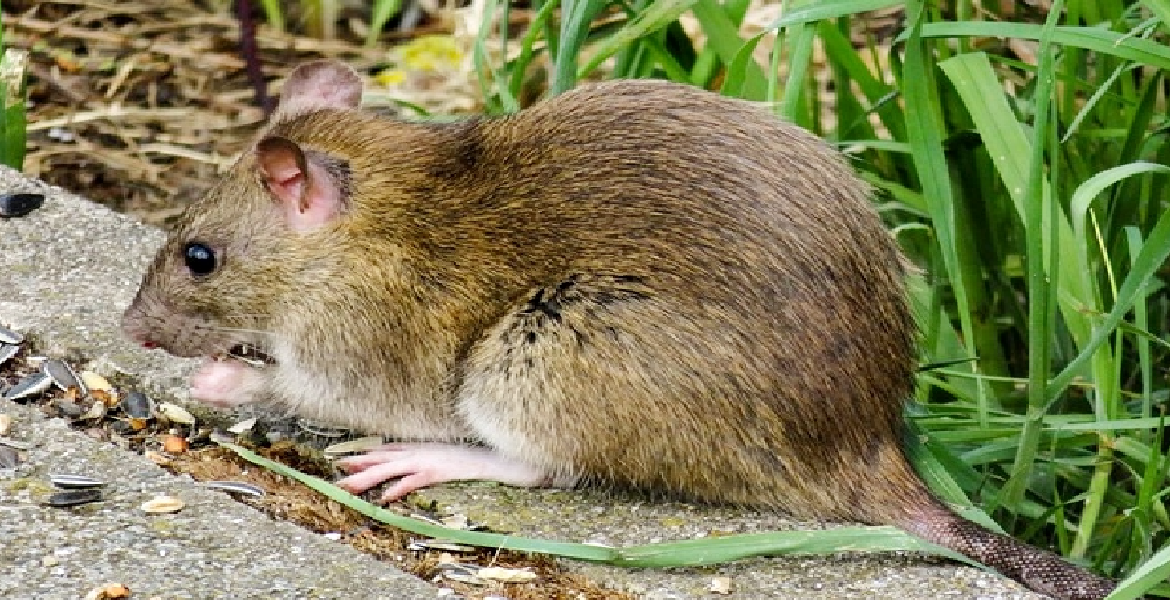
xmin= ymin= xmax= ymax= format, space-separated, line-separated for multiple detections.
xmin=335 ymin=443 xmax=573 ymax=502
xmin=190 ymin=358 xmax=263 ymax=407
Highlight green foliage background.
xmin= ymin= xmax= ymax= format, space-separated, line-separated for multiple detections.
xmin=465 ymin=1 xmax=1170 ymax=596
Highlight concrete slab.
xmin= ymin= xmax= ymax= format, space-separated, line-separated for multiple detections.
xmin=0 ymin=165 xmax=1039 ymax=599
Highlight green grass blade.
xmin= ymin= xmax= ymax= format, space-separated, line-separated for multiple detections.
xmin=776 ymin=23 xmax=816 ymax=123
xmin=720 ymin=33 xmax=765 ymax=97
xmin=0 ymin=48 xmax=28 ymax=171
xmin=690 ymin=0 xmax=767 ymax=99
xmin=552 ymin=0 xmax=607 ymax=95
xmin=900 ymin=1 xmax=983 ymax=428
xmin=1048 ymin=172 xmax=1170 ymax=397
xmin=914 ymin=23 xmax=1170 ymax=70
xmin=1139 ymin=0 xmax=1170 ymax=34
xmin=366 ymin=0 xmax=403 ymax=47
xmin=577 ymin=0 xmax=699 ymax=79
xmin=1002 ymin=0 xmax=1062 ymax=514
xmin=1106 ymin=539 xmax=1170 ymax=599
xmin=766 ymin=0 xmax=903 ymax=28
xmin=221 ymin=442 xmax=966 ymax=567
xmin=938 ymin=51 xmax=1113 ymax=414
xmin=1069 ymin=164 xmax=1170 ymax=243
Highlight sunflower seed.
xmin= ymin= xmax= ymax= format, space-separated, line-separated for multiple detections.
xmin=0 ymin=192 xmax=45 ymax=218
xmin=0 ymin=324 xmax=23 ymax=345
xmin=0 ymin=343 xmax=18 ymax=367
xmin=44 ymin=489 xmax=103 ymax=507
xmin=50 ymin=474 xmax=107 ymax=489
xmin=122 ymin=391 xmax=154 ymax=419
xmin=2 ymin=372 xmax=51 ymax=401
xmin=43 ymin=359 xmax=87 ymax=395
xmin=201 ymin=481 xmax=266 ymax=498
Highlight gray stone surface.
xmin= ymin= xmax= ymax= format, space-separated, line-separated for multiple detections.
xmin=0 ymin=165 xmax=1040 ymax=599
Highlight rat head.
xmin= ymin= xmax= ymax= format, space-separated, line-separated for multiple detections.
xmin=121 ymin=60 xmax=365 ymax=361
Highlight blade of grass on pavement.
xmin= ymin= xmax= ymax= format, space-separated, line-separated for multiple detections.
xmin=220 ymin=442 xmax=967 ymax=567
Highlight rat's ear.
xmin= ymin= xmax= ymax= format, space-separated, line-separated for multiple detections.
xmin=255 ymin=136 xmax=345 ymax=232
xmin=273 ymin=60 xmax=363 ymax=119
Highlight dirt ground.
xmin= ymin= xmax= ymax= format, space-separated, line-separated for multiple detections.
xmin=4 ymin=0 xmax=483 ymax=228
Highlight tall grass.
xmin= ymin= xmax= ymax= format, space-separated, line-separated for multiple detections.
xmin=468 ymin=0 xmax=1170 ymax=596
xmin=0 ymin=10 xmax=27 ymax=171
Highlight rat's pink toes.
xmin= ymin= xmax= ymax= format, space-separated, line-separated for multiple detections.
xmin=333 ymin=443 xmax=560 ymax=501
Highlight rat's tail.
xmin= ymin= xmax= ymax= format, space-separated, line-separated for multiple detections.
xmin=891 ymin=494 xmax=1117 ymax=600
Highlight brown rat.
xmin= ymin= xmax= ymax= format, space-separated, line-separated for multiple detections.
xmin=122 ymin=60 xmax=1116 ymax=600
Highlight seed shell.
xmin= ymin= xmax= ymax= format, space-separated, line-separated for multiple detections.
xmin=122 ymin=391 xmax=154 ymax=419
xmin=323 ymin=436 xmax=385 ymax=457
xmin=0 ymin=437 xmax=32 ymax=450
xmin=297 ymin=419 xmax=350 ymax=438
xmin=157 ymin=402 xmax=195 ymax=426
xmin=0 ymin=343 xmax=19 ymax=367
xmin=81 ymin=400 xmax=107 ymax=420
xmin=50 ymin=474 xmax=107 ymax=489
xmin=0 ymin=192 xmax=45 ymax=218
xmin=141 ymin=495 xmax=185 ymax=514
xmin=43 ymin=359 xmax=87 ymax=395
xmin=45 ymin=488 xmax=103 ymax=507
xmin=202 ymin=481 xmax=266 ymax=498
xmin=79 ymin=371 xmax=114 ymax=394
xmin=0 ymin=414 xmax=11 ymax=436
xmin=0 ymin=324 xmax=23 ymax=345
xmin=2 ymin=371 xmax=52 ymax=401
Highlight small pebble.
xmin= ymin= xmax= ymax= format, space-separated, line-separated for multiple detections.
xmin=0 ymin=445 xmax=20 ymax=468
xmin=44 ymin=489 xmax=103 ymax=507
xmin=0 ymin=192 xmax=45 ymax=218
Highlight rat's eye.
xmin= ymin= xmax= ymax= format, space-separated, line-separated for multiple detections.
xmin=183 ymin=242 xmax=217 ymax=276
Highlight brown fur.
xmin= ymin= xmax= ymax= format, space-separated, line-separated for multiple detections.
xmin=123 ymin=63 xmax=1116 ymax=600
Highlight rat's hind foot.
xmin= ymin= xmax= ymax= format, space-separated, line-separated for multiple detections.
xmin=334 ymin=443 xmax=574 ymax=502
